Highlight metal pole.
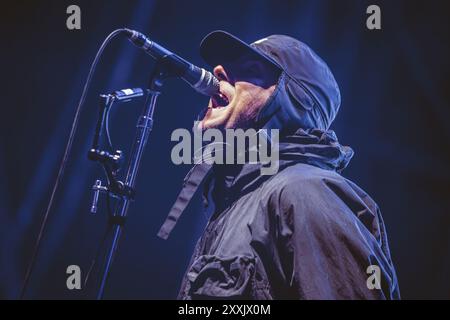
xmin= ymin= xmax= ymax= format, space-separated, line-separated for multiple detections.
xmin=96 ymin=90 xmax=160 ymax=299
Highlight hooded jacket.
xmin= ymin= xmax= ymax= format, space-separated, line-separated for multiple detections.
xmin=158 ymin=36 xmax=400 ymax=299
xmin=175 ymin=128 xmax=400 ymax=299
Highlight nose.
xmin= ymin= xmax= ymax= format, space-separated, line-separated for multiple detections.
xmin=213 ymin=65 xmax=232 ymax=83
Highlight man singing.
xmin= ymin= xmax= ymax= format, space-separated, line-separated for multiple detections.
xmin=158 ymin=31 xmax=400 ymax=299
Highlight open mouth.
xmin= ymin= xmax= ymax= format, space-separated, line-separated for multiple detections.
xmin=211 ymin=92 xmax=230 ymax=109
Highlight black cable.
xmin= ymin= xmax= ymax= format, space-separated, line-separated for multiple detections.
xmin=19 ymin=28 xmax=128 ymax=299
xmin=105 ymin=103 xmax=114 ymax=151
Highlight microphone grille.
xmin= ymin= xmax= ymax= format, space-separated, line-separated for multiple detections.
xmin=195 ymin=69 xmax=219 ymax=96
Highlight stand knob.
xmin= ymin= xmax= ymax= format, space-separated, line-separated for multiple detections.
xmin=90 ymin=180 xmax=102 ymax=214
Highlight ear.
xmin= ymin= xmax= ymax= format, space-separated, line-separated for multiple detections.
xmin=213 ymin=65 xmax=231 ymax=82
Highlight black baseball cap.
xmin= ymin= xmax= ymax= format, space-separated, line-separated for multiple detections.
xmin=199 ymin=30 xmax=341 ymax=130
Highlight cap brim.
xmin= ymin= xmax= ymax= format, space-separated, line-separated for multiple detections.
xmin=199 ymin=30 xmax=281 ymax=70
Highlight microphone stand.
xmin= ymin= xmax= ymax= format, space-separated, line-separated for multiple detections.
xmin=88 ymin=60 xmax=173 ymax=299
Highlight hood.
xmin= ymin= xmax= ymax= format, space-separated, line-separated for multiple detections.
xmin=253 ymin=35 xmax=341 ymax=132
xmin=157 ymin=126 xmax=353 ymax=240
xmin=255 ymin=70 xmax=337 ymax=135
xmin=278 ymin=128 xmax=354 ymax=173
xmin=206 ymin=128 xmax=354 ymax=211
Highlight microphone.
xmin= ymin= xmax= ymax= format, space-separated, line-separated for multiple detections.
xmin=124 ymin=28 xmax=219 ymax=97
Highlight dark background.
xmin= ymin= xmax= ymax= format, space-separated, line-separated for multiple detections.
xmin=0 ymin=0 xmax=449 ymax=299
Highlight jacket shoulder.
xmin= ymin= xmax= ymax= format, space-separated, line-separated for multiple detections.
xmin=262 ymin=162 xmax=379 ymax=214
xmin=265 ymin=163 xmax=344 ymax=193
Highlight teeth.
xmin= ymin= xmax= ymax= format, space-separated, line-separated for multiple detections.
xmin=212 ymin=92 xmax=229 ymax=108
xmin=219 ymin=93 xmax=229 ymax=105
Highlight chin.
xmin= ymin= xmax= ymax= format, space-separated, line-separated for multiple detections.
xmin=199 ymin=110 xmax=233 ymax=130
xmin=199 ymin=118 xmax=225 ymax=130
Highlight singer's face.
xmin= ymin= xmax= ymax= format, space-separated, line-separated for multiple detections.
xmin=198 ymin=56 xmax=280 ymax=130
